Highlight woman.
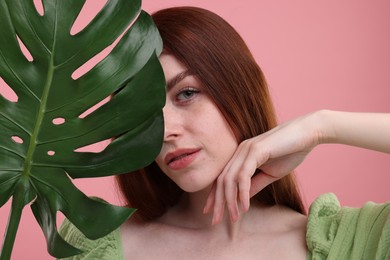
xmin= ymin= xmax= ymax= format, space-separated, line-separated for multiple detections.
xmin=60 ymin=7 xmax=390 ymax=259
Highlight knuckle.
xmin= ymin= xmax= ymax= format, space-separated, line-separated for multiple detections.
xmin=238 ymin=173 xmax=249 ymax=183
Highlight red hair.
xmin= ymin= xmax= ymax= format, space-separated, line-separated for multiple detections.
xmin=117 ymin=7 xmax=305 ymax=222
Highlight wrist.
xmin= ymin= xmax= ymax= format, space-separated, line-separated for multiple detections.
xmin=311 ymin=109 xmax=336 ymax=145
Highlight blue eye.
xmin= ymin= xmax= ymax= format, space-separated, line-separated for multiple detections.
xmin=176 ymin=88 xmax=199 ymax=101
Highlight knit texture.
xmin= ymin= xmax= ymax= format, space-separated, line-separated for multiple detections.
xmin=58 ymin=218 xmax=124 ymax=260
xmin=307 ymin=193 xmax=390 ymax=259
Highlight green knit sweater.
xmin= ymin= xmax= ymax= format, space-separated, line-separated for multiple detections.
xmin=59 ymin=193 xmax=390 ymax=259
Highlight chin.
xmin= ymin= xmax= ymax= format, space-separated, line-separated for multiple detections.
xmin=177 ymin=180 xmax=213 ymax=193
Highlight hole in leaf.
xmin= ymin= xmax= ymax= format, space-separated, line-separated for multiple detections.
xmin=71 ymin=43 xmax=116 ymax=80
xmin=33 ymin=0 xmax=44 ymax=16
xmin=74 ymin=138 xmax=111 ymax=153
xmin=70 ymin=0 xmax=108 ymax=35
xmin=16 ymin=35 xmax=33 ymax=62
xmin=11 ymin=136 xmax=23 ymax=144
xmin=52 ymin=117 xmax=65 ymax=125
xmin=78 ymin=95 xmax=110 ymax=119
xmin=0 ymin=77 xmax=18 ymax=102
xmin=47 ymin=150 xmax=55 ymax=156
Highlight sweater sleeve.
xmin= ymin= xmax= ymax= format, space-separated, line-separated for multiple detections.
xmin=306 ymin=193 xmax=390 ymax=260
xmin=57 ymin=218 xmax=124 ymax=260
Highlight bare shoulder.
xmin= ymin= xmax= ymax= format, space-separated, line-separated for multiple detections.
xmin=119 ymin=218 xmax=155 ymax=259
xmin=245 ymin=205 xmax=308 ymax=259
xmin=270 ymin=205 xmax=307 ymax=232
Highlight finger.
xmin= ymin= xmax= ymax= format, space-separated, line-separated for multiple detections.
xmin=209 ymin=143 xmax=246 ymax=223
xmin=238 ymin=171 xmax=251 ymax=212
xmin=212 ymin=176 xmax=226 ymax=225
xmin=223 ymin=146 xmax=254 ymax=222
xmin=203 ymin=182 xmax=216 ymax=214
xmin=224 ymin=178 xmax=239 ymax=223
xmin=211 ymin=139 xmax=258 ymax=224
xmin=230 ymin=143 xmax=258 ymax=212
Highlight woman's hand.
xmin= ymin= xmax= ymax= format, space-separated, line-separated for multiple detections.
xmin=203 ymin=112 xmax=322 ymax=224
xmin=204 ymin=110 xmax=390 ymax=225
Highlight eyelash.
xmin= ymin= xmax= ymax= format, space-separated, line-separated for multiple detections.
xmin=175 ymin=87 xmax=200 ymax=103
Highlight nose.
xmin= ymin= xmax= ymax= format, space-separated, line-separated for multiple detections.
xmin=163 ymin=102 xmax=182 ymax=141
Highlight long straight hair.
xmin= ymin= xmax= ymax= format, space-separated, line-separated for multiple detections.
xmin=117 ymin=7 xmax=305 ymax=222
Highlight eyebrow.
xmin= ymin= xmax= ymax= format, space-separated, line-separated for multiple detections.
xmin=166 ymin=70 xmax=193 ymax=91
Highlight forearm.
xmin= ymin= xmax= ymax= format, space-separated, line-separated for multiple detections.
xmin=317 ymin=110 xmax=390 ymax=153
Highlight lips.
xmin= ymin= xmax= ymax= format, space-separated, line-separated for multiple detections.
xmin=164 ymin=148 xmax=200 ymax=170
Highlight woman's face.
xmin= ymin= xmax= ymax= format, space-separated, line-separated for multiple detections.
xmin=155 ymin=54 xmax=238 ymax=192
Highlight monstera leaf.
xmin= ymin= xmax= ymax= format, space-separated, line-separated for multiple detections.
xmin=0 ymin=0 xmax=165 ymax=258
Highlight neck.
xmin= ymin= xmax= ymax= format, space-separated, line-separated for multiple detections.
xmin=163 ymin=187 xmax=248 ymax=241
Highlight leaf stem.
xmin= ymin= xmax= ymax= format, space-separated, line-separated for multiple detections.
xmin=0 ymin=183 xmax=25 ymax=260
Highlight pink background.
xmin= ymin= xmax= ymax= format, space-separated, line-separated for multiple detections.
xmin=1 ymin=0 xmax=389 ymax=259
